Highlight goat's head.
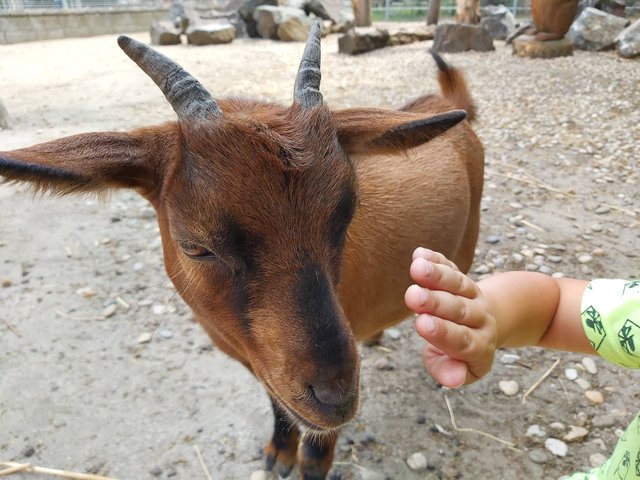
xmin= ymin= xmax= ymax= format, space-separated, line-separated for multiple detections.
xmin=0 ymin=23 xmax=466 ymax=431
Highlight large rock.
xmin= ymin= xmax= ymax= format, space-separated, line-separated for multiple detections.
xmin=616 ymin=18 xmax=640 ymax=57
xmin=387 ymin=25 xmax=436 ymax=46
xmin=277 ymin=11 xmax=315 ymax=41
xmin=0 ymin=100 xmax=10 ymax=130
xmin=338 ymin=27 xmax=390 ymax=54
xmin=186 ymin=22 xmax=236 ymax=45
xmin=238 ymin=0 xmax=278 ymax=37
xmin=330 ymin=9 xmax=355 ymax=33
xmin=480 ymin=4 xmax=517 ymax=40
xmin=150 ymin=20 xmax=182 ymax=45
xmin=432 ymin=23 xmax=495 ymax=52
xmin=567 ymin=7 xmax=630 ymax=50
xmin=253 ymin=5 xmax=305 ymax=40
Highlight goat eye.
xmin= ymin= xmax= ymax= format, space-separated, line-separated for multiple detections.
xmin=179 ymin=241 xmax=214 ymax=259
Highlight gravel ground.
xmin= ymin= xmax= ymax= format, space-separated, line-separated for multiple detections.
xmin=0 ymin=24 xmax=639 ymax=480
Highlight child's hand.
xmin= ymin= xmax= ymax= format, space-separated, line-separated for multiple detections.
xmin=404 ymin=248 xmax=497 ymax=388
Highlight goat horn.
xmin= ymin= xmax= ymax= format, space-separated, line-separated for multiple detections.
xmin=117 ymin=36 xmax=222 ymax=121
xmin=294 ymin=21 xmax=323 ymax=109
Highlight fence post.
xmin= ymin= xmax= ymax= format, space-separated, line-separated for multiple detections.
xmin=512 ymin=0 xmax=518 ymax=16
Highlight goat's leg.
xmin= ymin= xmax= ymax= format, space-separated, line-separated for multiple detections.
xmin=264 ymin=398 xmax=300 ymax=477
xmin=298 ymin=431 xmax=338 ymax=479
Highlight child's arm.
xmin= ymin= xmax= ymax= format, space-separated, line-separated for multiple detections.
xmin=404 ymin=248 xmax=595 ymax=387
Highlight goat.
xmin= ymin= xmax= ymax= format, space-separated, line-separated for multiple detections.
xmin=0 ymin=23 xmax=483 ymax=478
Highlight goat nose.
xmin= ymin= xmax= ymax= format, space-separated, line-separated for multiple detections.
xmin=310 ymin=382 xmax=352 ymax=407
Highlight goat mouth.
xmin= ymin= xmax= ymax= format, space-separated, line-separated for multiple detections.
xmin=261 ymin=378 xmax=356 ymax=432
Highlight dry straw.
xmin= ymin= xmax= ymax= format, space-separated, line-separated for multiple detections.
xmin=0 ymin=462 xmax=118 ymax=479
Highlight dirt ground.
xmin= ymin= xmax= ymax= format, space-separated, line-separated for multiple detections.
xmin=1 ymin=24 xmax=639 ymax=480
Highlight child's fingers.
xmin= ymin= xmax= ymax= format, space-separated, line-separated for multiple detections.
xmin=406 ymin=285 xmax=483 ymax=329
xmin=415 ymin=313 xmax=485 ymax=360
xmin=412 ymin=247 xmax=460 ymax=272
xmin=422 ymin=344 xmax=468 ymax=388
xmin=409 ymin=257 xmax=477 ymax=299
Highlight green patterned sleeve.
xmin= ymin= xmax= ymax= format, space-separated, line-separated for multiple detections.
xmin=581 ymin=279 xmax=640 ymax=369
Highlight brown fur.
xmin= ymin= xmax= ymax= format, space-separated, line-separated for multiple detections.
xmin=0 ymin=57 xmax=483 ymax=478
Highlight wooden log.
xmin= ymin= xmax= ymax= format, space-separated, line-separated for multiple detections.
xmin=512 ymin=34 xmax=573 ymax=58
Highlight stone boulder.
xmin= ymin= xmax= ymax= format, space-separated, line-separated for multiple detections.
xmin=338 ymin=27 xmax=390 ymax=54
xmin=253 ymin=5 xmax=306 ymax=40
xmin=480 ymin=4 xmax=517 ymax=40
xmin=616 ymin=18 xmax=640 ymax=57
xmin=238 ymin=0 xmax=278 ymax=37
xmin=567 ymin=7 xmax=630 ymax=50
xmin=186 ymin=21 xmax=236 ymax=45
xmin=387 ymin=25 xmax=435 ymax=46
xmin=150 ymin=20 xmax=182 ymax=45
xmin=277 ymin=11 xmax=315 ymax=41
xmin=0 ymin=100 xmax=10 ymax=130
xmin=432 ymin=23 xmax=495 ymax=53
xmin=330 ymin=9 xmax=355 ymax=33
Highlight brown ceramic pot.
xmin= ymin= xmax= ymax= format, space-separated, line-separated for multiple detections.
xmin=531 ymin=0 xmax=579 ymax=37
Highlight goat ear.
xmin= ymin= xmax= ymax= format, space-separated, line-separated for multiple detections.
xmin=0 ymin=125 xmax=178 ymax=197
xmin=334 ymin=108 xmax=467 ymax=155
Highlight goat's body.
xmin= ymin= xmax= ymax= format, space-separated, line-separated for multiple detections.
xmin=341 ymin=81 xmax=484 ymax=341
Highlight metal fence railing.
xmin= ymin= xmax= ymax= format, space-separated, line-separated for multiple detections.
xmin=372 ymin=0 xmax=531 ymax=21
xmin=0 ymin=0 xmax=162 ymax=10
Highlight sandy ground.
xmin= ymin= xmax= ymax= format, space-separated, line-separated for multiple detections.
xmin=1 ymin=24 xmax=639 ymax=480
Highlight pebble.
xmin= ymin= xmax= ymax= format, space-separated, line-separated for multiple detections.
xmin=149 ymin=466 xmax=162 ymax=477
xmin=578 ymin=254 xmax=593 ymax=264
xmin=152 ymin=304 xmax=166 ymax=315
xmin=548 ymin=255 xmax=563 ymax=263
xmin=595 ymin=206 xmax=610 ymax=214
xmin=589 ymin=453 xmax=607 ymax=468
xmin=585 ymin=390 xmax=604 ymax=404
xmin=526 ymin=425 xmax=546 ymax=438
xmin=549 ymin=422 xmax=566 ymax=432
xmin=133 ymin=262 xmax=144 ymax=272
xmin=563 ymin=426 xmax=589 ymax=442
xmin=545 ymin=438 xmax=568 ymax=457
xmin=576 ymin=378 xmax=592 ymax=390
xmin=249 ymin=471 xmax=268 ymax=480
xmin=76 ymin=287 xmax=97 ymax=298
xmin=374 ymin=357 xmax=394 ymax=371
xmin=159 ymin=329 xmax=174 ymax=339
xmin=499 ymin=353 xmax=521 ymax=364
xmin=538 ymin=265 xmax=552 ymax=275
xmin=485 ymin=235 xmax=501 ymax=244
xmin=498 ymin=380 xmax=519 ymax=396
xmin=582 ymin=357 xmax=598 ymax=374
xmin=473 ymin=264 xmax=490 ymax=274
xmin=406 ymin=452 xmax=428 ymax=471
xmin=528 ymin=448 xmax=549 ymax=464
xmin=1 ymin=277 xmax=11 ymax=287
xmin=22 ymin=446 xmax=35 ymax=457
xmin=592 ymin=414 xmax=615 ymax=428
xmin=137 ymin=332 xmax=152 ymax=344
xmin=575 ymin=412 xmax=588 ymax=427
xmin=386 ymin=328 xmax=401 ymax=340
xmin=565 ymin=368 xmax=578 ymax=380
xmin=102 ymin=304 xmax=117 ymax=318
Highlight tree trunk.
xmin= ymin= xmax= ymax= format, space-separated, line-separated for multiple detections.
xmin=352 ymin=0 xmax=371 ymax=26
xmin=455 ymin=0 xmax=480 ymax=24
xmin=426 ymin=0 xmax=441 ymax=25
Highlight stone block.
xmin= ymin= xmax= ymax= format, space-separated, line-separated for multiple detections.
xmin=151 ymin=20 xmax=182 ymax=45
xmin=432 ymin=22 xmax=495 ymax=53
xmin=338 ymin=27 xmax=390 ymax=55
xmin=186 ymin=22 xmax=235 ymax=45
